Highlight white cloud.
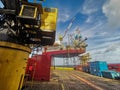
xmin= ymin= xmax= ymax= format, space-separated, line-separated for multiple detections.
xmin=88 ymin=41 xmax=120 ymax=63
xmin=103 ymin=0 xmax=120 ymax=29
xmin=87 ymin=38 xmax=120 ymax=55
xmin=88 ymin=39 xmax=120 ymax=51
xmin=94 ymin=35 xmax=120 ymax=42
xmin=82 ymin=6 xmax=97 ymax=15
xmin=85 ymin=16 xmax=93 ymax=23
xmin=96 ymin=32 xmax=108 ymax=37
xmin=79 ymin=0 xmax=120 ymax=63
xmin=57 ymin=4 xmax=80 ymax=23
xmin=81 ymin=0 xmax=101 ymax=15
xmin=81 ymin=21 xmax=103 ymax=38
xmin=57 ymin=8 xmax=80 ymax=23
xmin=58 ymin=13 xmax=70 ymax=22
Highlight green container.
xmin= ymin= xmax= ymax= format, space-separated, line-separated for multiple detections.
xmin=102 ymin=70 xmax=120 ymax=79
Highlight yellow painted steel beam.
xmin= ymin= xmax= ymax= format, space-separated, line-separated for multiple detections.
xmin=54 ymin=67 xmax=74 ymax=70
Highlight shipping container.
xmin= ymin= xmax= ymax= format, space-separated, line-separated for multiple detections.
xmin=25 ymin=57 xmax=36 ymax=80
xmin=26 ymin=54 xmax=51 ymax=81
xmin=74 ymin=65 xmax=82 ymax=71
xmin=89 ymin=61 xmax=108 ymax=76
xmin=108 ymin=63 xmax=120 ymax=72
xmin=82 ymin=65 xmax=90 ymax=73
xmin=34 ymin=54 xmax=51 ymax=81
xmin=101 ymin=70 xmax=120 ymax=79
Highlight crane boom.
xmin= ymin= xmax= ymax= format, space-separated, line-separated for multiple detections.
xmin=62 ymin=17 xmax=76 ymax=38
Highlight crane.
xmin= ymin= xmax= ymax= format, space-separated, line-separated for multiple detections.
xmin=0 ymin=0 xmax=57 ymax=46
xmin=0 ymin=0 xmax=58 ymax=90
xmin=58 ymin=16 xmax=87 ymax=50
xmin=79 ymin=53 xmax=91 ymax=66
xmin=69 ymin=27 xmax=88 ymax=49
xmin=58 ymin=17 xmax=76 ymax=49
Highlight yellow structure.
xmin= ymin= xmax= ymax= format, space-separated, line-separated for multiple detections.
xmin=80 ymin=53 xmax=91 ymax=65
xmin=0 ymin=1 xmax=58 ymax=90
xmin=0 ymin=42 xmax=31 ymax=90
xmin=19 ymin=5 xmax=38 ymax=18
xmin=51 ymin=67 xmax=74 ymax=70
xmin=59 ymin=35 xmax=63 ymax=41
xmin=40 ymin=8 xmax=58 ymax=32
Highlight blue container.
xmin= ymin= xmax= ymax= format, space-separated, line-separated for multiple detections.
xmin=102 ymin=70 xmax=120 ymax=79
xmin=89 ymin=61 xmax=108 ymax=76
xmin=82 ymin=66 xmax=90 ymax=73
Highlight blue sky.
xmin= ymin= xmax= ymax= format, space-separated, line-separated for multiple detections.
xmin=41 ymin=0 xmax=120 ymax=64
xmin=0 ymin=0 xmax=120 ymax=64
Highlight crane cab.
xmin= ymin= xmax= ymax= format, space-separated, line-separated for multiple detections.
xmin=18 ymin=4 xmax=58 ymax=45
xmin=40 ymin=8 xmax=58 ymax=45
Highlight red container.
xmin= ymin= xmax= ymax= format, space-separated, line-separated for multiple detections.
xmin=33 ymin=55 xmax=51 ymax=81
xmin=26 ymin=54 xmax=51 ymax=81
xmin=108 ymin=63 xmax=120 ymax=72
xmin=25 ymin=57 xmax=36 ymax=80
xmin=75 ymin=65 xmax=82 ymax=71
